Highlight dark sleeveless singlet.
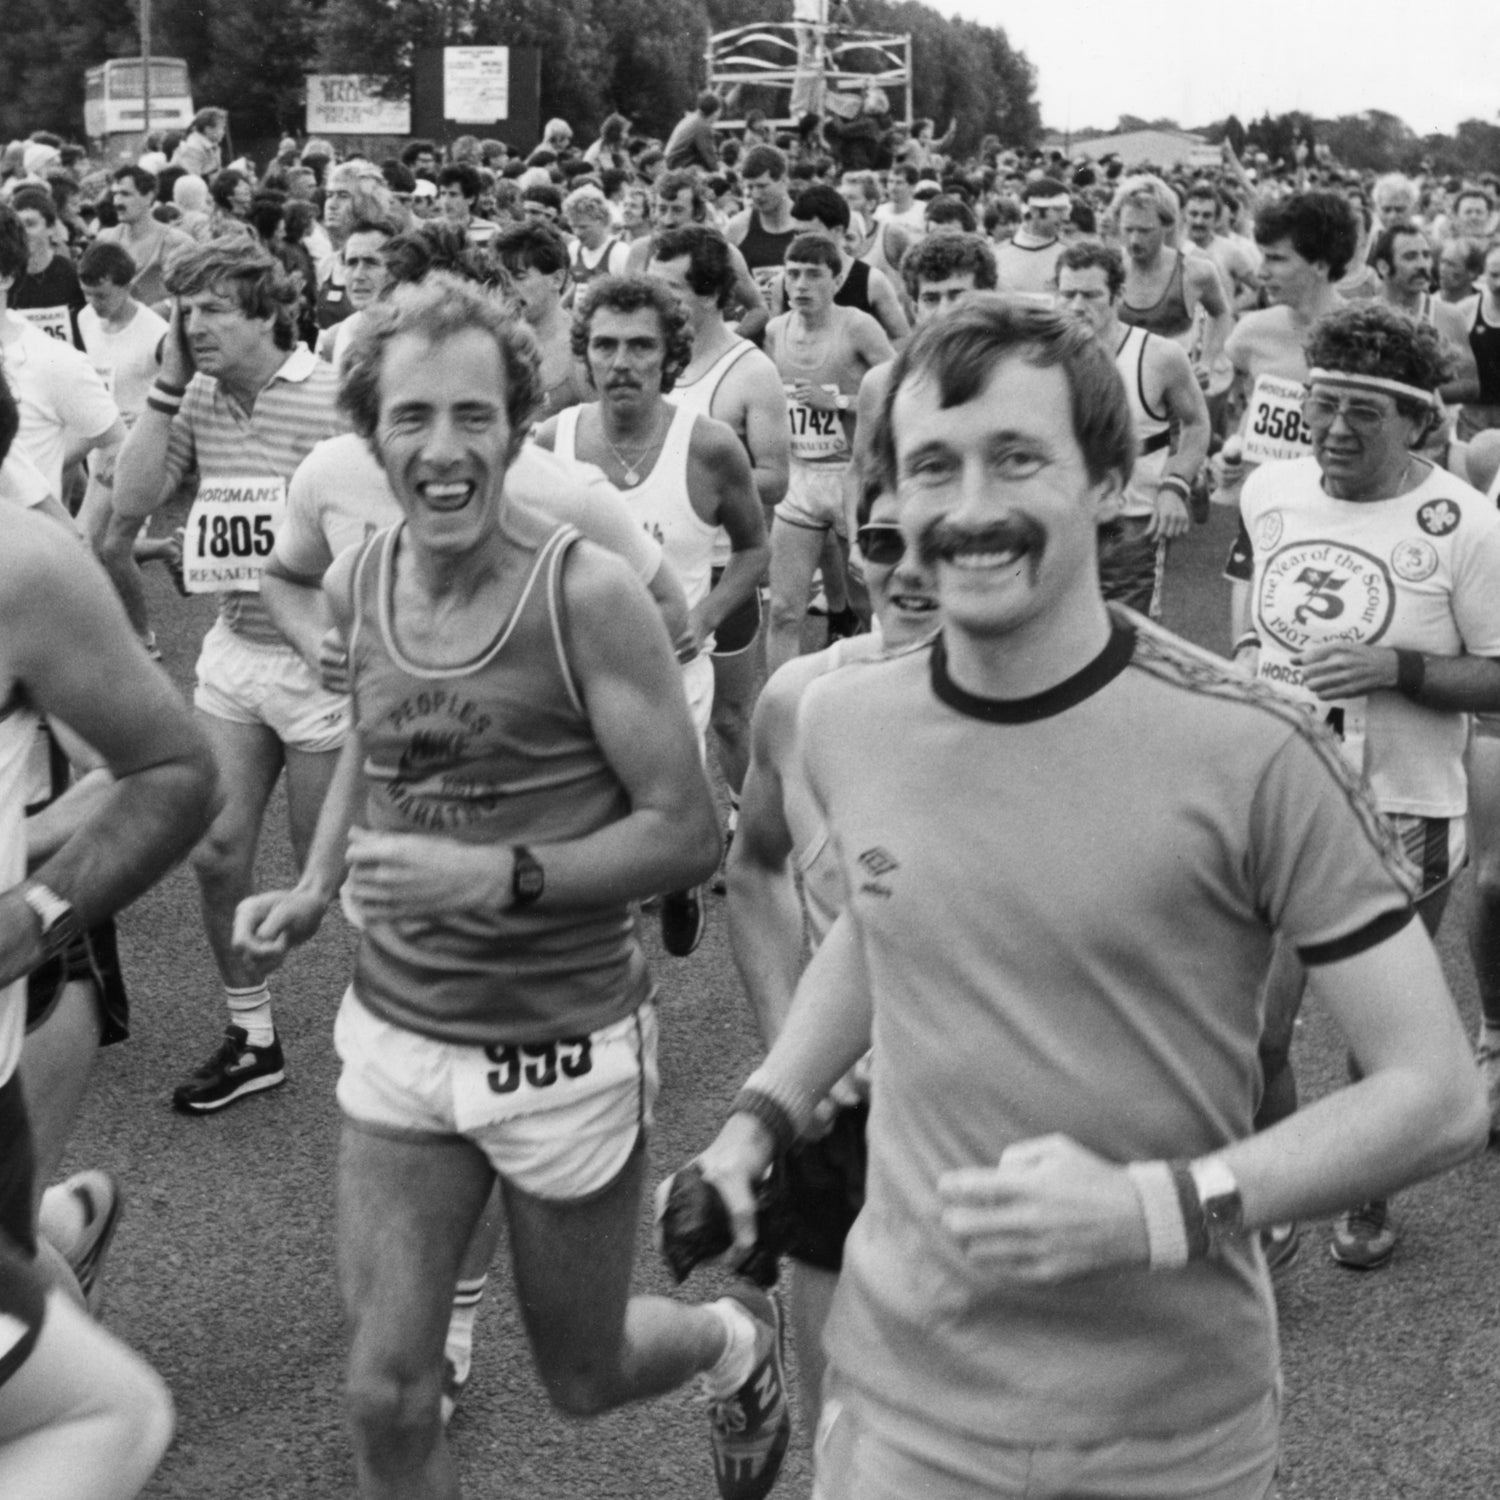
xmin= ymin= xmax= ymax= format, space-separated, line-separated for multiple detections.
xmin=739 ymin=210 xmax=799 ymax=278
xmin=1471 ymin=298 xmax=1500 ymax=405
xmin=834 ymin=259 xmax=874 ymax=316
xmin=1119 ymin=251 xmax=1194 ymax=340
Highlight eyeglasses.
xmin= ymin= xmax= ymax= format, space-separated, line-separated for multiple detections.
xmin=1300 ymin=393 xmax=1394 ymax=435
xmin=856 ymin=524 xmax=906 ymax=566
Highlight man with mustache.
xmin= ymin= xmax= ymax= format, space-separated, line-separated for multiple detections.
xmin=677 ymin=297 xmax=1486 ymax=1498
xmin=536 ymin=275 xmax=767 ymax=958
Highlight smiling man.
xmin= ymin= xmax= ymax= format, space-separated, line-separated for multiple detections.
xmin=681 ymin=296 xmax=1485 ymax=1500
xmin=1227 ymin=301 xmax=1500 ymax=1271
xmin=112 ymin=240 xmax=346 ymax=1114
xmin=234 ymin=275 xmax=787 ymax=1500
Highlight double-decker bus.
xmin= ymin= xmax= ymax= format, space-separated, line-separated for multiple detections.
xmin=83 ymin=57 xmax=195 ymax=148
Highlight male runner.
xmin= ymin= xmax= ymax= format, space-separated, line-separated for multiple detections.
xmin=1183 ymin=184 xmax=1261 ymax=313
xmin=1110 ymin=175 xmax=1232 ymax=391
xmin=679 ymin=296 xmax=1486 ymax=1499
xmin=437 ymin=163 xmax=499 ymax=247
xmin=873 ymin=165 xmax=926 ymax=237
xmin=727 ymin=478 xmax=938 ymax=1446
xmin=111 ymin=239 xmax=347 ymax=1112
xmin=77 ymin=240 xmax=168 ymax=650
xmin=1222 ymin=191 xmax=1359 ymax=634
xmin=650 ymin=226 xmax=791 ymax=872
xmin=538 ymin=275 xmax=768 ymax=956
xmin=1056 ymin=241 xmax=1209 ymax=619
xmin=993 ymin=178 xmax=1070 ymax=301
xmin=7 ymin=187 xmax=84 ymax=348
xmin=0 ymin=500 xmax=215 ymax=1500
xmin=563 ymin=186 xmax=629 ymax=298
xmin=624 ymin=173 xmax=768 ymax=342
xmin=491 ymin=221 xmax=586 ymax=419
xmin=1227 ymin=301 xmax=1500 ymax=1270
xmin=234 ymin=274 xmax=788 ymax=1500
xmin=728 ymin=146 xmax=800 ymax=300
xmin=96 ymin=166 xmax=195 ymax=310
xmin=764 ymin=234 xmax=892 ymax=672
xmin=315 ymin=213 xmax=401 ymax=372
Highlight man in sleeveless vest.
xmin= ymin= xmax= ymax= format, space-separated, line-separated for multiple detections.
xmin=0 ymin=485 xmax=214 ymax=1492
xmin=1056 ymin=241 xmax=1209 ymax=620
xmin=682 ymin=296 xmax=1485 ymax=1500
xmin=650 ymin=226 xmax=790 ymax=884
xmin=537 ymin=275 xmax=767 ymax=957
xmin=235 ymin=276 xmax=789 ymax=1500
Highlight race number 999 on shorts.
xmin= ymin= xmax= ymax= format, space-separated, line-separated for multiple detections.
xmin=182 ymin=475 xmax=287 ymax=593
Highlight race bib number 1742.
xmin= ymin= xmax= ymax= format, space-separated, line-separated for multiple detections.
xmin=182 ymin=475 xmax=285 ymax=593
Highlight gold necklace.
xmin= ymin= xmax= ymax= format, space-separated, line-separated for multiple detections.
xmin=601 ymin=406 xmax=665 ymax=488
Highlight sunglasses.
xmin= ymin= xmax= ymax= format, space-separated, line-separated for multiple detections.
xmin=856 ymin=524 xmax=906 ymax=566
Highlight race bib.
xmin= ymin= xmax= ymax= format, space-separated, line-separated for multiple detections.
xmin=448 ymin=1005 xmax=652 ymax=1133
xmin=1242 ymin=374 xmax=1313 ymax=464
xmin=787 ymin=385 xmax=850 ymax=461
xmin=1255 ymin=656 xmax=1367 ymax=773
xmin=183 ymin=474 xmax=285 ymax=593
xmin=17 ymin=305 xmax=71 ymax=343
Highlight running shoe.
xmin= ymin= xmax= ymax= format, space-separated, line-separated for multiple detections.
xmin=1261 ymin=1221 xmax=1300 ymax=1278
xmin=1477 ymin=1040 xmax=1500 ymax=1139
xmin=59 ymin=1169 xmax=124 ymax=1314
xmin=707 ymin=1287 xmax=790 ymax=1500
xmin=661 ymin=888 xmax=706 ymax=957
xmin=1328 ymin=1200 xmax=1395 ymax=1271
xmin=172 ymin=1025 xmax=286 ymax=1113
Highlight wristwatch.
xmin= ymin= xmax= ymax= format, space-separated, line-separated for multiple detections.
xmin=20 ymin=880 xmax=82 ymax=962
xmin=1188 ymin=1155 xmax=1245 ymax=1250
xmin=511 ymin=846 xmax=544 ymax=908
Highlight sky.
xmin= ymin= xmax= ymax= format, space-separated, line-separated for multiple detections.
xmin=934 ymin=0 xmax=1500 ymax=138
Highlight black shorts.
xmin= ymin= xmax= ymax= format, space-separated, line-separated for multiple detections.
xmin=709 ymin=566 xmax=763 ymax=658
xmin=770 ymin=1102 xmax=868 ymax=1273
xmin=1097 ymin=516 xmax=1166 ymax=620
xmin=0 ymin=1075 xmax=45 ymax=1387
xmin=25 ymin=918 xmax=129 ymax=1047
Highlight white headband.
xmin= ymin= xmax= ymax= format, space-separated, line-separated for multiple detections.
xmin=1026 ymin=194 xmax=1072 ymax=211
xmin=1306 ymin=368 xmax=1440 ymax=410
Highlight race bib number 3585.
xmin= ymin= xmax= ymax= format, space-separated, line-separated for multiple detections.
xmin=183 ymin=475 xmax=285 ymax=593
xmin=1242 ymin=375 xmax=1313 ymax=464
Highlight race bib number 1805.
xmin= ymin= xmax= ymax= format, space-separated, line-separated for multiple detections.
xmin=182 ymin=474 xmax=285 ymax=593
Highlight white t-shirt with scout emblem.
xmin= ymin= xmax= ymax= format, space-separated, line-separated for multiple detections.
xmin=1240 ymin=456 xmax=1500 ymax=817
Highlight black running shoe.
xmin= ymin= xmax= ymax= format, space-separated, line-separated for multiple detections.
xmin=172 ymin=1026 xmax=286 ymax=1113
xmin=661 ymin=888 xmax=706 ymax=957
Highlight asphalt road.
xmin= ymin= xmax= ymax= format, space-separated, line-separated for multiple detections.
xmin=58 ymin=500 xmax=1500 ymax=1499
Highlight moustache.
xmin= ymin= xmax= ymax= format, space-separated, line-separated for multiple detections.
xmin=915 ymin=514 xmax=1047 ymax=571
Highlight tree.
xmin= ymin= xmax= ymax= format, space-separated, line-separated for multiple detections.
xmin=0 ymin=0 xmax=137 ymax=142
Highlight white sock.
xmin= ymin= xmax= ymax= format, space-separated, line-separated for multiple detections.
xmin=226 ymin=984 xmax=274 ymax=1047
xmin=445 ymin=1275 xmax=487 ymax=1379
xmin=701 ymin=1298 xmax=758 ymax=1399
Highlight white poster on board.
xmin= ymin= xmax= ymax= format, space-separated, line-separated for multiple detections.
xmin=306 ymin=76 xmax=411 ymax=135
xmin=444 ymin=48 xmax=510 ymax=123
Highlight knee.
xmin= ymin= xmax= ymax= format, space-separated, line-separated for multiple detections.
xmin=346 ymin=1359 xmax=443 ymax=1456
xmin=94 ymin=1351 xmax=176 ymax=1491
xmin=768 ymin=592 xmax=804 ymax=632
xmin=191 ymin=810 xmax=255 ymax=886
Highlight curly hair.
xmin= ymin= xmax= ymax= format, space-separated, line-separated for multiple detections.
xmin=1254 ymin=191 xmax=1360 ymax=282
xmin=381 ymin=224 xmax=494 ymax=288
xmin=339 ymin=273 xmax=541 ymax=451
xmin=491 ymin=220 xmax=570 ymax=279
xmin=163 ymin=239 xmax=300 ymax=350
xmin=900 ymin=232 xmax=997 ymax=300
xmin=1303 ymin=302 xmax=1455 ymax=417
xmin=571 ymin=275 xmax=693 ymax=393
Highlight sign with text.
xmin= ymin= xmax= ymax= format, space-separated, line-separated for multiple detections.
xmin=444 ymin=47 xmax=509 ymax=123
xmin=306 ymin=75 xmax=411 ymax=135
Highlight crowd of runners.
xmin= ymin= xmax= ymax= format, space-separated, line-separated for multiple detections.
xmin=1 ymin=97 xmax=1499 ymax=1499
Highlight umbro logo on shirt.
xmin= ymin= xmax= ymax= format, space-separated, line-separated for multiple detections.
xmin=858 ymin=847 xmax=899 ymax=898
